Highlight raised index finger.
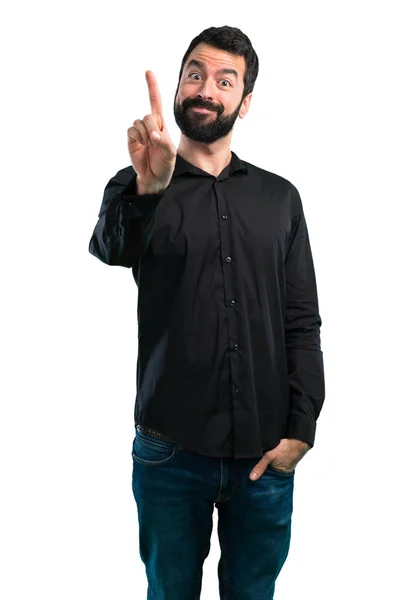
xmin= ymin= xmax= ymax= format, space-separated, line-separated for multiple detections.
xmin=145 ymin=70 xmax=163 ymax=116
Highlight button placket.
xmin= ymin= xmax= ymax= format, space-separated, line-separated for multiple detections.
xmin=214 ymin=178 xmax=242 ymax=437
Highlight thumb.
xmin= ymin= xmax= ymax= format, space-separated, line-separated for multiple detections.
xmin=151 ymin=129 xmax=175 ymax=154
xmin=151 ymin=130 xmax=162 ymax=142
xmin=249 ymin=451 xmax=273 ymax=481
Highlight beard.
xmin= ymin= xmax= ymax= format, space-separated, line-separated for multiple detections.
xmin=173 ymin=94 xmax=242 ymax=144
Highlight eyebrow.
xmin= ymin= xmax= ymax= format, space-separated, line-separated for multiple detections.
xmin=186 ymin=59 xmax=239 ymax=82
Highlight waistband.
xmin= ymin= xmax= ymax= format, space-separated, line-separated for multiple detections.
xmin=135 ymin=424 xmax=178 ymax=444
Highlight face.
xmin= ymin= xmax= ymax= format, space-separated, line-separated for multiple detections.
xmin=174 ymin=43 xmax=252 ymax=144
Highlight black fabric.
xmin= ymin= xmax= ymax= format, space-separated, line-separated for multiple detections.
xmin=88 ymin=151 xmax=325 ymax=458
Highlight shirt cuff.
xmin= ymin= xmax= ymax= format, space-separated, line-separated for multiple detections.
xmin=120 ymin=176 xmax=167 ymax=218
xmin=286 ymin=412 xmax=316 ymax=448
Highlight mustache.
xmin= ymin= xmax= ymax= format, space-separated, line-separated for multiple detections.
xmin=182 ymin=98 xmax=223 ymax=115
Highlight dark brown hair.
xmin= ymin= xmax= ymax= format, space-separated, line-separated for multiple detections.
xmin=177 ymin=25 xmax=259 ymax=101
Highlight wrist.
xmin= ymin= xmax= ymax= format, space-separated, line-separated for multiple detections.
xmin=136 ymin=179 xmax=165 ymax=195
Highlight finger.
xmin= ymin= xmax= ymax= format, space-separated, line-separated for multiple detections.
xmin=133 ymin=119 xmax=150 ymax=146
xmin=145 ymin=70 xmax=163 ymax=117
xmin=142 ymin=114 xmax=161 ymax=144
xmin=127 ymin=125 xmax=145 ymax=146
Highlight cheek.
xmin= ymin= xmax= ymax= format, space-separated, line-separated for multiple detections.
xmin=175 ymin=89 xmax=187 ymax=105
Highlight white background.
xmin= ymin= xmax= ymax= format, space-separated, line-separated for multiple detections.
xmin=2 ymin=1 xmax=399 ymax=598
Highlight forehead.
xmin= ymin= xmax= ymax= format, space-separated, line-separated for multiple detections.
xmin=184 ymin=43 xmax=246 ymax=80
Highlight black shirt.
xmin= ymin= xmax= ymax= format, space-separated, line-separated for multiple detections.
xmin=88 ymin=150 xmax=325 ymax=458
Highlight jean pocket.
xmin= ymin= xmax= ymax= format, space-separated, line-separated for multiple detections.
xmin=131 ymin=431 xmax=178 ymax=466
xmin=267 ymin=464 xmax=295 ymax=477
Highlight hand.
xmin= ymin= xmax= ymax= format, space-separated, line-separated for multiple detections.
xmin=127 ymin=70 xmax=177 ymax=194
xmin=249 ymin=438 xmax=311 ymax=480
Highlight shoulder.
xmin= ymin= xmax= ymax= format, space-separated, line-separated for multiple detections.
xmin=241 ymin=158 xmax=301 ymax=208
xmin=241 ymin=158 xmax=297 ymax=193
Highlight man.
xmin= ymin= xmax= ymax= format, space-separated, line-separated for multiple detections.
xmin=89 ymin=25 xmax=325 ymax=600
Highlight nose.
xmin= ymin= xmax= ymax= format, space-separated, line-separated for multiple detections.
xmin=196 ymin=78 xmax=215 ymax=102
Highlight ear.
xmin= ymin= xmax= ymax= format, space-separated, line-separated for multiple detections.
xmin=238 ymin=93 xmax=253 ymax=119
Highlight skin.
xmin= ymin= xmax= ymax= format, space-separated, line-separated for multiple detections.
xmin=127 ymin=45 xmax=311 ymax=477
xmin=249 ymin=439 xmax=311 ymax=480
xmin=173 ymin=42 xmax=251 ymax=177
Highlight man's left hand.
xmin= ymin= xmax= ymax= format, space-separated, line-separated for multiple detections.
xmin=249 ymin=438 xmax=311 ymax=480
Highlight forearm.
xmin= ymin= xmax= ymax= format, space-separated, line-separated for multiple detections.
xmin=88 ymin=169 xmax=165 ymax=268
xmin=284 ymin=184 xmax=325 ymax=447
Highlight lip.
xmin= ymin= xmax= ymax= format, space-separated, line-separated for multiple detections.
xmin=191 ymin=107 xmax=213 ymax=113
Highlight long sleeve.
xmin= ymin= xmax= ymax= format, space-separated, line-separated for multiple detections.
xmin=284 ymin=184 xmax=325 ymax=448
xmin=88 ymin=167 xmax=166 ymax=272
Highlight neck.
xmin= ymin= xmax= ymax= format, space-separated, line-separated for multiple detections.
xmin=177 ymin=134 xmax=233 ymax=178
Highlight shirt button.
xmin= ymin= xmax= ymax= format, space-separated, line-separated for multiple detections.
xmin=226 ymin=256 xmax=232 ymax=262
xmin=235 ymin=388 xmax=240 ymax=394
xmin=229 ymin=299 xmax=236 ymax=306
xmin=222 ymin=214 xmax=228 ymax=220
xmin=233 ymin=343 xmax=239 ymax=351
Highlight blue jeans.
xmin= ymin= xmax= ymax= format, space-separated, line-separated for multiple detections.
xmin=131 ymin=427 xmax=295 ymax=600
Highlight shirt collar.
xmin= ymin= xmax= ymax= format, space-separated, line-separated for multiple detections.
xmin=173 ymin=150 xmax=248 ymax=180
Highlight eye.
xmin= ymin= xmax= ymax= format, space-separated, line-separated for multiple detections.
xmin=188 ymin=73 xmax=232 ymax=87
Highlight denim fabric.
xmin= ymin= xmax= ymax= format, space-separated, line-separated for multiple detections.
xmin=131 ymin=427 xmax=295 ymax=600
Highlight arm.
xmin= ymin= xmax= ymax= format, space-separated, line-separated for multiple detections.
xmin=88 ymin=167 xmax=167 ymax=270
xmin=284 ymin=184 xmax=325 ymax=448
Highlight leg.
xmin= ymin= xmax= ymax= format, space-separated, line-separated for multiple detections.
xmin=216 ymin=462 xmax=295 ymax=600
xmin=131 ymin=430 xmax=215 ymax=600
